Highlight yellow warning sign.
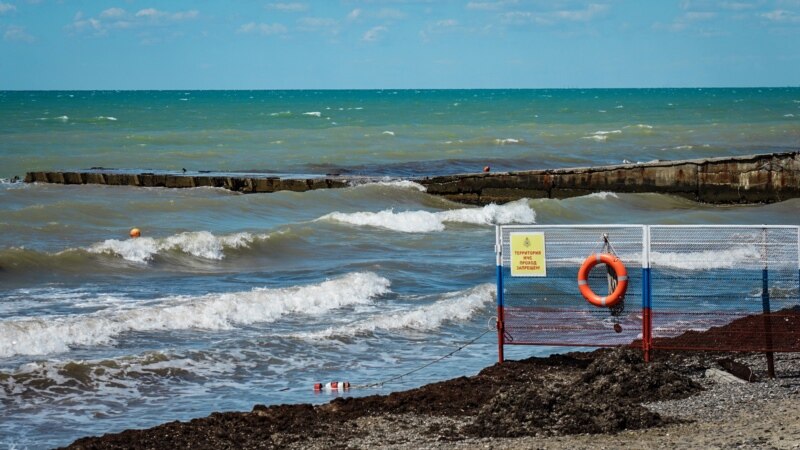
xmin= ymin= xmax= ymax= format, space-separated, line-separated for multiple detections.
xmin=510 ymin=232 xmax=546 ymax=277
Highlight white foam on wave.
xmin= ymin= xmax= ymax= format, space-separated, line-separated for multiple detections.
xmin=96 ymin=116 xmax=118 ymax=121
xmin=495 ymin=138 xmax=522 ymax=145
xmin=87 ymin=231 xmax=259 ymax=263
xmin=582 ymin=191 xmax=619 ymax=200
xmin=582 ymin=130 xmax=621 ymax=142
xmin=353 ymin=179 xmax=427 ymax=192
xmin=382 ymin=130 xmax=395 ymax=136
xmin=650 ymin=246 xmax=762 ymax=270
xmin=785 ymin=114 xmax=795 ymax=118
xmin=296 ymin=283 xmax=494 ymax=339
xmin=318 ymin=198 xmax=535 ymax=233
xmin=0 ymin=272 xmax=391 ymax=357
xmin=303 ymin=111 xmax=322 ymax=117
xmin=55 ymin=115 xmax=69 ymax=121
xmin=551 ymin=246 xmax=762 ymax=271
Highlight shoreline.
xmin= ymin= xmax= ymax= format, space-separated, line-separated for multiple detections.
xmin=63 ymin=346 xmax=800 ymax=449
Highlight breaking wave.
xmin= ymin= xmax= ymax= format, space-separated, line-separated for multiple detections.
xmin=88 ymin=231 xmax=260 ymax=263
xmin=296 ymin=283 xmax=494 ymax=339
xmin=317 ymin=198 xmax=535 ymax=232
xmin=351 ymin=179 xmax=427 ymax=192
xmin=0 ymin=272 xmax=391 ymax=358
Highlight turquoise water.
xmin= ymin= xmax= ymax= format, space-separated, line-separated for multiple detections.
xmin=0 ymin=89 xmax=799 ymax=448
xmin=2 ymin=89 xmax=798 ymax=179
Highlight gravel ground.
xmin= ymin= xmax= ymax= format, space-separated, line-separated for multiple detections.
xmin=301 ymin=353 xmax=800 ymax=450
xmin=66 ymin=350 xmax=800 ymax=450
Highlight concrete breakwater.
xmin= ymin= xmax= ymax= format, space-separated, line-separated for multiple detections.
xmin=24 ymin=151 xmax=800 ymax=205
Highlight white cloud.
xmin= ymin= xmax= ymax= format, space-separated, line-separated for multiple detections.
xmin=376 ymin=8 xmax=406 ymax=19
xmin=267 ymin=3 xmax=308 ymax=13
xmin=100 ymin=7 xmax=126 ymax=19
xmin=362 ymin=25 xmax=387 ymax=41
xmin=653 ymin=9 xmax=730 ymax=35
xmin=296 ymin=16 xmax=339 ymax=35
xmin=67 ymin=7 xmax=199 ymax=36
xmin=419 ymin=18 xmax=461 ymax=41
xmin=135 ymin=9 xmax=199 ymax=21
xmin=684 ymin=11 xmax=717 ymax=20
xmin=0 ymin=2 xmax=16 ymax=14
xmin=551 ymin=3 xmax=608 ymax=21
xmin=238 ymin=22 xmax=288 ymax=35
xmin=720 ymin=1 xmax=760 ymax=10
xmin=4 ymin=24 xmax=34 ymax=42
xmin=347 ymin=8 xmax=362 ymax=21
xmin=761 ymin=9 xmax=800 ymax=22
xmin=466 ymin=0 xmax=518 ymax=11
xmin=501 ymin=3 xmax=609 ymax=26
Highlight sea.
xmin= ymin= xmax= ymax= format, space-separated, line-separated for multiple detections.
xmin=1 ymin=88 xmax=799 ymax=448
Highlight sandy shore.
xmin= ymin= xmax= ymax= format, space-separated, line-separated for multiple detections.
xmin=63 ymin=347 xmax=800 ymax=450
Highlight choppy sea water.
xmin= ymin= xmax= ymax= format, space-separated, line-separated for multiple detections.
xmin=1 ymin=89 xmax=799 ymax=448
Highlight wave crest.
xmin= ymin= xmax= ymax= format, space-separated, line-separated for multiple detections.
xmin=317 ymin=199 xmax=535 ymax=233
xmin=0 ymin=272 xmax=391 ymax=358
xmin=298 ymin=283 xmax=494 ymax=339
xmin=88 ymin=231 xmax=258 ymax=263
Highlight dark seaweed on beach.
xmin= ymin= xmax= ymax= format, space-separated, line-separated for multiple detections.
xmin=65 ymin=309 xmax=800 ymax=449
xmin=65 ymin=348 xmax=705 ymax=449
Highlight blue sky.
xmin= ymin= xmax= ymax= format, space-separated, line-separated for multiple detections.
xmin=1 ymin=0 xmax=799 ymax=89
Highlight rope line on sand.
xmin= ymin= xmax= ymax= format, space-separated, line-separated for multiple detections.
xmin=352 ymin=329 xmax=493 ymax=389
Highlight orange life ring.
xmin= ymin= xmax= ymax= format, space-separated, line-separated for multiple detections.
xmin=577 ymin=253 xmax=628 ymax=307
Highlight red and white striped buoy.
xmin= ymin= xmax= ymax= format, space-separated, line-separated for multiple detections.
xmin=313 ymin=381 xmax=351 ymax=391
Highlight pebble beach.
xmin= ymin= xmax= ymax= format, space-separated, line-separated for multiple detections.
xmin=65 ymin=320 xmax=800 ymax=449
xmin=63 ymin=350 xmax=800 ymax=449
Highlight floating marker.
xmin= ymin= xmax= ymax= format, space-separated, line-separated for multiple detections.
xmin=483 ymin=166 xmax=491 ymax=172
xmin=130 ymin=228 xmax=141 ymax=238
xmin=313 ymin=381 xmax=351 ymax=391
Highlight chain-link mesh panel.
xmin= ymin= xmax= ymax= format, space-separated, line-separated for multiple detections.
xmin=649 ymin=226 xmax=800 ymax=352
xmin=499 ymin=225 xmax=644 ymax=347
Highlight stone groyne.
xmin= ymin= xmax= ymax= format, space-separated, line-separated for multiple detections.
xmin=421 ymin=151 xmax=800 ymax=205
xmin=24 ymin=151 xmax=800 ymax=205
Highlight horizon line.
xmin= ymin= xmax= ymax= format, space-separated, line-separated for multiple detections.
xmin=3 ymin=85 xmax=800 ymax=92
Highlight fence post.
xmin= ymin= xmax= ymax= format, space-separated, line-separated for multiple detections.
xmin=642 ymin=226 xmax=652 ymax=362
xmin=496 ymin=226 xmax=505 ymax=364
xmin=761 ymin=228 xmax=775 ymax=378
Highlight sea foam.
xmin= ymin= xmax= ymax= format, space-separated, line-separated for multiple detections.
xmin=87 ymin=231 xmax=258 ymax=263
xmin=296 ymin=283 xmax=494 ymax=339
xmin=0 ymin=272 xmax=391 ymax=357
xmin=318 ymin=198 xmax=535 ymax=233
xmin=582 ymin=130 xmax=622 ymax=142
xmin=353 ymin=179 xmax=427 ymax=192
xmin=650 ymin=246 xmax=763 ymax=270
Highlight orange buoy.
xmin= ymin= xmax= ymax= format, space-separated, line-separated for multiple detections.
xmin=577 ymin=253 xmax=628 ymax=307
xmin=483 ymin=166 xmax=491 ymax=172
xmin=130 ymin=228 xmax=141 ymax=238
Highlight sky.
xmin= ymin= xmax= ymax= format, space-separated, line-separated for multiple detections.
xmin=1 ymin=0 xmax=799 ymax=89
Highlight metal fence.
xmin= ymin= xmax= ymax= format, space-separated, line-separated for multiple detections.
xmin=495 ymin=225 xmax=800 ymax=363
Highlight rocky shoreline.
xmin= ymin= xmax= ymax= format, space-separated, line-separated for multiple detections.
xmin=62 ymin=345 xmax=800 ymax=450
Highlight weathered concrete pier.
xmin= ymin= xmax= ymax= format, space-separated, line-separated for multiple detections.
xmin=24 ymin=151 xmax=800 ymax=205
